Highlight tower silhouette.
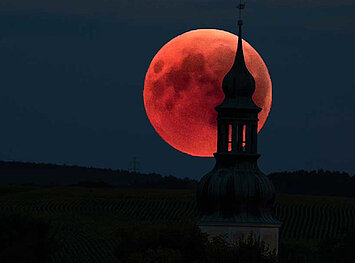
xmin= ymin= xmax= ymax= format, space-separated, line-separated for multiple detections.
xmin=197 ymin=2 xmax=281 ymax=253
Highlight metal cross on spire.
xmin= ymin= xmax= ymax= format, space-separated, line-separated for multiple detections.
xmin=237 ymin=0 xmax=246 ymax=26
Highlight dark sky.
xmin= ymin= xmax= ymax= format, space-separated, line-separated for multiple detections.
xmin=0 ymin=0 xmax=354 ymax=179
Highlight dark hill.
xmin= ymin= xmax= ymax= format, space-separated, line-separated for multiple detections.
xmin=0 ymin=161 xmax=354 ymax=197
xmin=0 ymin=161 xmax=197 ymax=189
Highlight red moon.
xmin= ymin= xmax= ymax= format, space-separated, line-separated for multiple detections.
xmin=143 ymin=29 xmax=272 ymax=157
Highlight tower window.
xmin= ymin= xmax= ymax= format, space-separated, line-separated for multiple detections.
xmin=242 ymin=125 xmax=246 ymax=152
xmin=228 ymin=124 xmax=232 ymax=152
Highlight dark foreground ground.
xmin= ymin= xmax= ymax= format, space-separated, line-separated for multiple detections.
xmin=0 ymin=186 xmax=354 ymax=263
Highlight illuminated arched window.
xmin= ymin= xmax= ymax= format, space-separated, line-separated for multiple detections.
xmin=242 ymin=125 xmax=246 ymax=152
xmin=228 ymin=124 xmax=232 ymax=152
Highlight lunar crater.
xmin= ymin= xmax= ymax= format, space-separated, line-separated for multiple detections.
xmin=154 ymin=60 xmax=165 ymax=74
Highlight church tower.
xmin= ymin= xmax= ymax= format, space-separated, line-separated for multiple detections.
xmin=197 ymin=2 xmax=281 ymax=253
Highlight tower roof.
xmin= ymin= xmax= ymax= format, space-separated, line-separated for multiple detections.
xmin=217 ymin=19 xmax=261 ymax=111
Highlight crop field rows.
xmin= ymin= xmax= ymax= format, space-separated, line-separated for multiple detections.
xmin=0 ymin=197 xmax=354 ymax=241
xmin=50 ymin=222 xmax=119 ymax=263
xmin=274 ymin=203 xmax=355 ymax=239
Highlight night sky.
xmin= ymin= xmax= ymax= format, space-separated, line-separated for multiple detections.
xmin=0 ymin=0 xmax=354 ymax=179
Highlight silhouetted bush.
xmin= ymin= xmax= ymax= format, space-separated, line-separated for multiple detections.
xmin=0 ymin=213 xmax=62 ymax=263
xmin=205 ymin=233 xmax=277 ymax=263
xmin=115 ymin=221 xmax=277 ymax=263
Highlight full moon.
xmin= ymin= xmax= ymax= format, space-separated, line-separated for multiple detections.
xmin=144 ymin=29 xmax=272 ymax=157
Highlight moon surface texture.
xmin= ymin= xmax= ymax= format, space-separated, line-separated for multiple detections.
xmin=144 ymin=29 xmax=272 ymax=157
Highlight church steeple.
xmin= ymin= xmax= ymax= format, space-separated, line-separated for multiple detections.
xmin=197 ymin=1 xmax=280 ymax=253
xmin=197 ymin=0 xmax=277 ymax=225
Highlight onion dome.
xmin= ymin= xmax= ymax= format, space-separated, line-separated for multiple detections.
xmin=197 ymin=162 xmax=277 ymax=224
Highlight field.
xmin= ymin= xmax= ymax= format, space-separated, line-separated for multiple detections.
xmin=0 ymin=186 xmax=354 ymax=263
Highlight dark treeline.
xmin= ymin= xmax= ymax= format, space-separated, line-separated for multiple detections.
xmin=269 ymin=169 xmax=355 ymax=197
xmin=0 ymin=161 xmax=355 ymax=197
xmin=0 ymin=161 xmax=198 ymax=189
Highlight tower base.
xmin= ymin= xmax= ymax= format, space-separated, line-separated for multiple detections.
xmin=199 ymin=221 xmax=281 ymax=254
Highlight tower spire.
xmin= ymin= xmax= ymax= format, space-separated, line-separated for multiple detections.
xmin=236 ymin=1 xmax=246 ymax=69
xmin=219 ymin=0 xmax=259 ymax=109
xmin=238 ymin=0 xmax=245 ymax=23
